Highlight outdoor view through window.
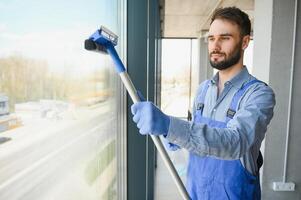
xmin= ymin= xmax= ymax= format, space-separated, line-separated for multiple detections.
xmin=0 ymin=0 xmax=122 ymax=199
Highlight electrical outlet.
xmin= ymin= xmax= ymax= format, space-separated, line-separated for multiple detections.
xmin=272 ymin=182 xmax=295 ymax=191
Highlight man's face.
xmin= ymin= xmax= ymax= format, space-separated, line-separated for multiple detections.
xmin=207 ymin=19 xmax=246 ymax=70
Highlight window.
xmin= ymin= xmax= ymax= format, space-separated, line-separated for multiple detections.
xmin=0 ymin=0 xmax=125 ymax=199
xmin=160 ymin=39 xmax=199 ymax=118
xmin=0 ymin=101 xmax=6 ymax=109
xmin=155 ymin=39 xmax=198 ymax=199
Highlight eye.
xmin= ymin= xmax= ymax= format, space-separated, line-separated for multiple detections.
xmin=207 ymin=37 xmax=214 ymax=42
xmin=221 ymin=36 xmax=230 ymax=40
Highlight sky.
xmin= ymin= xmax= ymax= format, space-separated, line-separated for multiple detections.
xmin=0 ymin=0 xmax=120 ymax=76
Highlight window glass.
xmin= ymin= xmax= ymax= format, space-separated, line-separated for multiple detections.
xmin=161 ymin=39 xmax=193 ymax=118
xmin=156 ymin=39 xmax=197 ymax=199
xmin=244 ymin=40 xmax=254 ymax=73
xmin=0 ymin=1 xmax=122 ymax=199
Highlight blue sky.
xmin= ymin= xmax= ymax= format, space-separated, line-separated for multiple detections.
xmin=0 ymin=0 xmax=118 ymax=32
xmin=0 ymin=0 xmax=120 ymax=75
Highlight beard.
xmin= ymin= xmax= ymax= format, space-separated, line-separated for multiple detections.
xmin=209 ymin=42 xmax=242 ymax=70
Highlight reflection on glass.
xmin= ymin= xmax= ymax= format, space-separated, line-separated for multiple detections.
xmin=0 ymin=0 xmax=120 ymax=199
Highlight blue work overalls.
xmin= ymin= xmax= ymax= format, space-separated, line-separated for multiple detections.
xmin=187 ymin=79 xmax=261 ymax=200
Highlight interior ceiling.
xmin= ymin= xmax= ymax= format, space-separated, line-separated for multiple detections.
xmin=160 ymin=0 xmax=254 ymax=38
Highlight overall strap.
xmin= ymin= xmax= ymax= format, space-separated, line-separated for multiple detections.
xmin=226 ymin=79 xmax=265 ymax=123
xmin=196 ymin=80 xmax=211 ymax=116
xmin=226 ymin=79 xmax=267 ymax=175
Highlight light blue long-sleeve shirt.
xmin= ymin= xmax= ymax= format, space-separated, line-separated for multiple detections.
xmin=166 ymin=66 xmax=276 ymax=175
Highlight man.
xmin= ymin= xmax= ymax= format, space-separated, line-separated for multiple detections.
xmin=131 ymin=7 xmax=275 ymax=200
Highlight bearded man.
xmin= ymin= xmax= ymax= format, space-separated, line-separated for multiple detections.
xmin=131 ymin=7 xmax=275 ymax=200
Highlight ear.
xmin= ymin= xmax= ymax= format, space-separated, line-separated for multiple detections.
xmin=241 ymin=35 xmax=250 ymax=50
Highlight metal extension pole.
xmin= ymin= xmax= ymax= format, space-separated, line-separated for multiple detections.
xmin=272 ymin=0 xmax=297 ymax=192
xmin=283 ymin=0 xmax=298 ymax=183
xmin=119 ymin=72 xmax=190 ymax=200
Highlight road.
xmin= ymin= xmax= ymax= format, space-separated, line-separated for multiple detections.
xmin=0 ymin=101 xmax=117 ymax=200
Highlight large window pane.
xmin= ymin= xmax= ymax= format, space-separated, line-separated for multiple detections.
xmin=161 ymin=39 xmax=192 ymax=118
xmin=0 ymin=1 xmax=123 ymax=199
xmin=155 ymin=39 xmax=198 ymax=199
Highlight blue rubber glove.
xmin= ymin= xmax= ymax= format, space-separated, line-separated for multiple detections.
xmin=162 ymin=138 xmax=181 ymax=151
xmin=131 ymin=101 xmax=170 ymax=136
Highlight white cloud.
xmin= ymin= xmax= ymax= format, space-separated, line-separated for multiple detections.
xmin=0 ymin=23 xmax=8 ymax=32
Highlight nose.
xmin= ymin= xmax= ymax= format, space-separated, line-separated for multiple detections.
xmin=211 ymin=39 xmax=221 ymax=52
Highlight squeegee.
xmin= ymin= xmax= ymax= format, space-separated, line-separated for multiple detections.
xmin=85 ymin=26 xmax=190 ymax=200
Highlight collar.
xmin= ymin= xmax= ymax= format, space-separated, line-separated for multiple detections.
xmin=210 ymin=72 xmax=219 ymax=85
xmin=228 ymin=66 xmax=251 ymax=89
xmin=210 ymin=66 xmax=251 ymax=89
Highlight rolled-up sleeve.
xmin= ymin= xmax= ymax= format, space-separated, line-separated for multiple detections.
xmin=166 ymin=84 xmax=276 ymax=160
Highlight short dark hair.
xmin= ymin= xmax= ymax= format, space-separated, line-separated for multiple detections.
xmin=210 ymin=7 xmax=251 ymax=36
